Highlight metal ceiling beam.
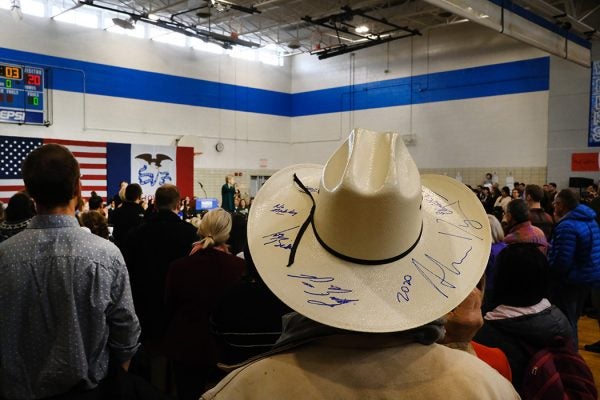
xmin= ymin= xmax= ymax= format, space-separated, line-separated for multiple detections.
xmin=423 ymin=0 xmax=591 ymax=66
xmin=516 ymin=0 xmax=596 ymax=34
xmin=312 ymin=32 xmax=416 ymax=59
xmin=579 ymin=4 xmax=600 ymax=23
xmin=79 ymin=0 xmax=261 ymax=47
xmin=342 ymin=5 xmax=421 ymax=35
xmin=301 ymin=3 xmax=421 ymax=58
xmin=50 ymin=1 xmax=84 ymax=18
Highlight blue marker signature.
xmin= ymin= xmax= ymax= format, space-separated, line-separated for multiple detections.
xmin=423 ymin=191 xmax=453 ymax=215
xmin=411 ymin=247 xmax=473 ymax=299
xmin=288 ymin=273 xmax=358 ymax=307
xmin=308 ymin=297 xmax=358 ymax=307
xmin=431 ymin=198 xmax=484 ymax=241
xmin=303 ymin=285 xmax=353 ymax=297
xmin=271 ymin=203 xmax=299 ymax=216
xmin=396 ymin=275 xmax=413 ymax=302
xmin=262 ymin=226 xmax=299 ymax=250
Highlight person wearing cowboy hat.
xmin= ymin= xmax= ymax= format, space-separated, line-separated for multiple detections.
xmin=201 ymin=129 xmax=519 ymax=400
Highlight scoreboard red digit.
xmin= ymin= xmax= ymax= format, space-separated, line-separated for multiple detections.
xmin=0 ymin=62 xmax=46 ymax=125
xmin=27 ymin=73 xmax=41 ymax=86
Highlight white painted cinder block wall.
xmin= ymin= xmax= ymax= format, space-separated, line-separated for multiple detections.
xmin=545 ymin=41 xmax=600 ymax=190
xmin=0 ymin=13 xmax=292 ymax=172
xmin=290 ymin=23 xmax=549 ymax=172
xmin=547 ymin=56 xmax=593 ymax=190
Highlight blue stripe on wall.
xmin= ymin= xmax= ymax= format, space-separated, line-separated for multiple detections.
xmin=0 ymin=47 xmax=549 ymax=117
xmin=0 ymin=47 xmax=290 ymax=116
xmin=106 ymin=142 xmax=131 ymax=200
xmin=292 ymin=57 xmax=549 ymax=116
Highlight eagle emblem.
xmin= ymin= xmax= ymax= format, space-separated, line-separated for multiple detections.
xmin=135 ymin=153 xmax=173 ymax=167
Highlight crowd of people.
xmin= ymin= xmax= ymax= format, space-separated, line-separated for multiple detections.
xmin=474 ymin=177 xmax=600 ymax=344
xmin=1 ymin=137 xmax=600 ymax=400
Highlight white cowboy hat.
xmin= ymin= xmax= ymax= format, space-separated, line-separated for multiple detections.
xmin=248 ymin=129 xmax=490 ymax=333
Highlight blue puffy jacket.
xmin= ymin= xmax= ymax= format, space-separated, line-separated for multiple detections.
xmin=549 ymin=204 xmax=600 ymax=285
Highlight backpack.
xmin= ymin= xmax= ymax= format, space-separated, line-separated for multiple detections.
xmin=520 ymin=336 xmax=597 ymax=400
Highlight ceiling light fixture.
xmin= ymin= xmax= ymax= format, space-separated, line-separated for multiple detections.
xmin=355 ymin=25 xmax=369 ymax=34
xmin=287 ymin=38 xmax=301 ymax=49
xmin=80 ymin=0 xmax=261 ymax=49
xmin=147 ymin=13 xmax=159 ymax=21
xmin=112 ymin=17 xmax=135 ymax=29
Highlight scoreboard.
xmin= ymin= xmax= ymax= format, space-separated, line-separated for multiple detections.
xmin=0 ymin=63 xmax=46 ymax=125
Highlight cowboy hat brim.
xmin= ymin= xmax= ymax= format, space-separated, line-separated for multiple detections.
xmin=248 ymin=164 xmax=491 ymax=333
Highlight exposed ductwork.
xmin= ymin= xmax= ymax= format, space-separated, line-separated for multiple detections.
xmin=422 ymin=0 xmax=592 ymax=66
xmin=302 ymin=4 xmax=422 ymax=60
xmin=79 ymin=0 xmax=262 ymax=48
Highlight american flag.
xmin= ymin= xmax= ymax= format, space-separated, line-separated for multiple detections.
xmin=0 ymin=136 xmax=107 ymax=203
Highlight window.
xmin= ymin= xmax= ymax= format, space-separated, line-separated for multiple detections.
xmin=258 ymin=51 xmax=283 ymax=67
xmin=229 ymin=47 xmax=256 ymax=62
xmin=15 ymin=0 xmax=284 ymax=66
xmin=21 ymin=0 xmax=44 ymax=17
xmin=190 ymin=38 xmax=225 ymax=55
xmin=151 ymin=31 xmax=187 ymax=47
xmin=53 ymin=7 xmax=99 ymax=28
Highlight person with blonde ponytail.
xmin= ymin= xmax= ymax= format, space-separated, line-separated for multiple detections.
xmin=189 ymin=208 xmax=232 ymax=255
xmin=164 ymin=208 xmax=245 ymax=400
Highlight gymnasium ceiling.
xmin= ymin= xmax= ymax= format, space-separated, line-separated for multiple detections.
xmin=68 ymin=0 xmax=600 ymax=57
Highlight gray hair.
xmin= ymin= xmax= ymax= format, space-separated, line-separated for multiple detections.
xmin=488 ymin=214 xmax=504 ymax=243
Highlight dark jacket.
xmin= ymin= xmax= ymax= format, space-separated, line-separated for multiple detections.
xmin=474 ymin=305 xmax=572 ymax=392
xmin=211 ymin=276 xmax=291 ymax=365
xmin=591 ymin=196 xmax=600 ymax=226
xmin=164 ymin=248 xmax=245 ymax=366
xmin=109 ymin=202 xmax=145 ymax=246
xmin=0 ymin=218 xmax=31 ymax=242
xmin=548 ymin=204 xmax=600 ymax=285
xmin=528 ymin=208 xmax=554 ymax=241
xmin=221 ymin=184 xmax=235 ymax=212
xmin=122 ymin=210 xmax=198 ymax=343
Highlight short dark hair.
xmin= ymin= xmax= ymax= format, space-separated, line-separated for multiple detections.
xmin=125 ymin=183 xmax=142 ymax=202
xmin=549 ymin=182 xmax=557 ymax=189
xmin=525 ymin=184 xmax=544 ymax=202
xmin=556 ymin=189 xmax=579 ymax=211
xmin=507 ymin=199 xmax=529 ymax=223
xmin=22 ymin=144 xmax=80 ymax=208
xmin=79 ymin=210 xmax=109 ymax=239
xmin=5 ymin=192 xmax=36 ymax=222
xmin=501 ymin=186 xmax=510 ymax=196
xmin=492 ymin=243 xmax=549 ymax=307
xmin=88 ymin=194 xmax=103 ymax=210
xmin=155 ymin=184 xmax=180 ymax=210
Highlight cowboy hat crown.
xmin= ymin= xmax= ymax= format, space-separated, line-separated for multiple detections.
xmin=315 ymin=129 xmax=423 ymax=262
